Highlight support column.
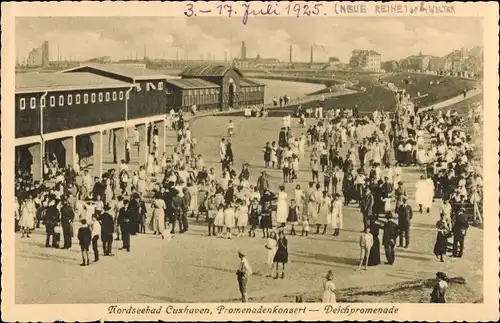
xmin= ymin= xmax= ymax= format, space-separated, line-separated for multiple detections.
xmin=113 ymin=128 xmax=125 ymax=164
xmin=137 ymin=124 xmax=148 ymax=167
xmin=90 ymin=131 xmax=103 ymax=178
xmin=28 ymin=143 xmax=43 ymax=182
xmin=154 ymin=120 xmax=166 ymax=157
xmin=61 ymin=136 xmax=75 ymax=168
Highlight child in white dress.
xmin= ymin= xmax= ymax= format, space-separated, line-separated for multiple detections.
xmin=235 ymin=201 xmax=249 ymax=238
xmin=224 ymin=203 xmax=235 ymax=239
xmin=301 ymin=214 xmax=310 ymax=237
xmin=265 ymin=231 xmax=278 ymax=277
xmin=214 ymin=204 xmax=225 ymax=237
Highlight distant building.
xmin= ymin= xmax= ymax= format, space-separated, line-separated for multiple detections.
xmin=180 ymin=64 xmax=265 ymax=110
xmin=425 ymin=47 xmax=483 ymax=76
xmin=349 ymin=50 xmax=382 ymax=71
xmin=26 ymin=41 xmax=50 ymax=68
xmin=233 ymin=53 xmax=281 ymax=69
xmin=401 ymin=52 xmax=431 ymax=71
xmin=427 ymin=57 xmax=451 ymax=74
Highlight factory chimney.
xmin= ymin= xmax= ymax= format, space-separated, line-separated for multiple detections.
xmin=310 ymin=46 xmax=313 ymax=65
xmin=289 ymin=44 xmax=292 ymax=63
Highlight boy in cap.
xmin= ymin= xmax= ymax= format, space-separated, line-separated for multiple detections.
xmin=236 ymin=250 xmax=252 ymax=303
xmin=382 ymin=212 xmax=398 ymax=265
xmin=77 ymin=219 xmax=92 ymax=266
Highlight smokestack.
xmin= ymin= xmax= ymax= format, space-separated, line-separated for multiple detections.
xmin=289 ymin=44 xmax=292 ymax=63
xmin=310 ymin=46 xmax=313 ymax=65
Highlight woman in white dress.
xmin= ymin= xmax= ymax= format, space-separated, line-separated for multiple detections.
xmin=329 ymin=194 xmax=343 ymax=236
xmin=275 ymin=186 xmax=289 ymax=227
xmin=294 ymin=184 xmax=304 ymax=213
xmin=154 ymin=156 xmax=161 ymax=174
xmin=340 ymin=127 xmax=347 ymax=147
xmin=415 ymin=175 xmax=433 ymax=214
xmin=309 ymin=184 xmax=322 ymax=225
xmin=372 ymin=142 xmax=382 ymax=165
xmin=150 ymin=193 xmax=166 ymax=238
xmin=298 ymin=135 xmax=306 ymax=157
xmin=265 ymin=231 xmax=278 ymax=276
xmin=147 ymin=153 xmax=155 ymax=176
xmin=322 ymin=270 xmax=337 ymax=303
xmin=416 ymin=147 xmax=428 ymax=166
xmin=104 ymin=182 xmax=114 ymax=206
xmin=137 ymin=167 xmax=147 ymax=195
xmin=187 ymin=182 xmax=198 ymax=218
xmin=270 ymin=142 xmax=278 ymax=168
xmin=317 ymin=191 xmax=331 ymax=235
xmin=20 ymin=196 xmax=36 ymax=238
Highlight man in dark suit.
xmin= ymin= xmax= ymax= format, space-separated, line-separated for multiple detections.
xmin=360 ymin=187 xmax=374 ymax=230
xmin=60 ymin=199 xmax=75 ymax=249
xmin=452 ymin=208 xmax=469 ymax=257
xmin=256 ymin=172 xmax=269 ymax=197
xmin=358 ymin=142 xmax=368 ymax=168
xmin=92 ymin=177 xmax=105 ymax=201
xmin=100 ymin=205 xmax=115 ymax=256
xmin=396 ymin=196 xmax=413 ymax=248
xmin=225 ymin=180 xmax=235 ymax=204
xmin=44 ymin=199 xmax=60 ymax=248
xmin=394 ymin=181 xmax=407 ymax=212
xmin=382 ymin=212 xmax=398 ymax=265
xmin=278 ymin=128 xmax=286 ymax=147
xmin=117 ymin=200 xmax=131 ymax=252
xmin=171 ymin=189 xmax=186 ymax=234
xmin=64 ymin=165 xmax=77 ymax=186
xmin=138 ymin=198 xmax=147 ymax=234
xmin=128 ymin=193 xmax=141 ymax=235
xmin=381 ymin=176 xmax=394 ymax=200
xmin=164 ymin=186 xmax=175 ymax=228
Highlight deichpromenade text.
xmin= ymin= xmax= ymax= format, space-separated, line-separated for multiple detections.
xmin=107 ymin=305 xmax=399 ymax=316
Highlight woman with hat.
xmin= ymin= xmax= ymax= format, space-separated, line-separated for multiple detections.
xmin=430 ymin=272 xmax=448 ymax=303
xmin=273 ymin=230 xmax=289 ymax=279
xmin=275 ymin=185 xmax=289 ymax=228
xmin=434 ymin=213 xmax=451 ymax=262
xmin=329 ymin=193 xmax=343 ymax=236
xmin=322 ymin=270 xmax=337 ymax=303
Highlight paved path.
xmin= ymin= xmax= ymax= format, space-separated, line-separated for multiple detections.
xmin=420 ymin=89 xmax=482 ymax=112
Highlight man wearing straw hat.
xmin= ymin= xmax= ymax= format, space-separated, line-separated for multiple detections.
xmin=236 ymin=250 xmax=253 ymax=303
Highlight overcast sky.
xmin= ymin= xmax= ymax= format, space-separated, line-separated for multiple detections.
xmin=16 ymin=16 xmax=483 ymax=63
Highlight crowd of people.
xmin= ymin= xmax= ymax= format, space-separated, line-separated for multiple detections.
xmin=14 ymin=80 xmax=482 ymax=302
